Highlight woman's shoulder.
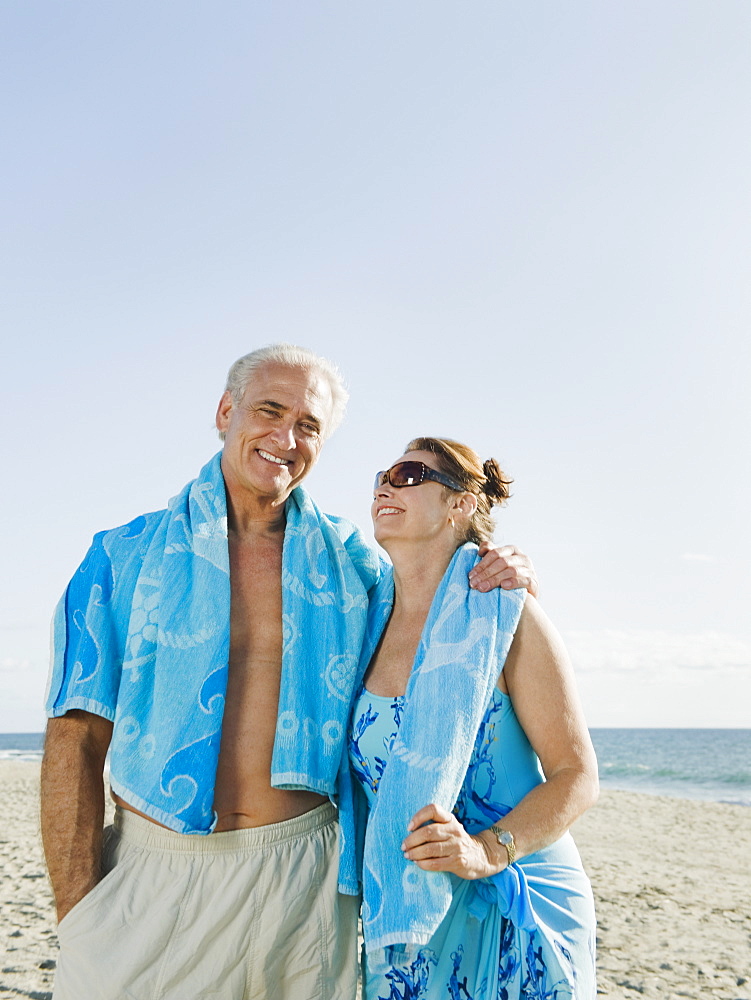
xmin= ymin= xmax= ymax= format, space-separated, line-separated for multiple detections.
xmin=511 ymin=595 xmax=565 ymax=649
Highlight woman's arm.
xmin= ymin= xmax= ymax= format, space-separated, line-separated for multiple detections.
xmin=402 ymin=595 xmax=598 ymax=878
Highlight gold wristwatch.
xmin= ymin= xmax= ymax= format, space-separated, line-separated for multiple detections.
xmin=489 ymin=825 xmax=516 ymax=865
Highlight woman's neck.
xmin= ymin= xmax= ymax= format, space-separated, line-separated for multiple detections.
xmin=386 ymin=538 xmax=459 ymax=615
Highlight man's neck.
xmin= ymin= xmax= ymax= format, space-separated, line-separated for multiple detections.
xmin=220 ymin=455 xmax=293 ymax=538
xmin=225 ymin=487 xmax=288 ymax=539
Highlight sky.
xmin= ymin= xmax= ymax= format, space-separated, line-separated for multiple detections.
xmin=1 ymin=1 xmax=750 ymax=732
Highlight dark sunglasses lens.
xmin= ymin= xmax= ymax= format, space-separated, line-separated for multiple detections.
xmin=390 ymin=462 xmax=423 ymax=487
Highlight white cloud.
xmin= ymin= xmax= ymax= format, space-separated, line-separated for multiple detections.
xmin=563 ymin=630 xmax=751 ymax=676
xmin=562 ymin=630 xmax=751 ymax=726
xmin=0 ymin=656 xmax=34 ymax=673
xmin=681 ymin=553 xmax=716 ymax=563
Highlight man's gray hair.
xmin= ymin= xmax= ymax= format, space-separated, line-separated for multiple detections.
xmin=222 ymin=343 xmax=349 ymax=439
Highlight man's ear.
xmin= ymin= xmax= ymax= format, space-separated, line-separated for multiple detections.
xmin=215 ymin=390 xmax=234 ymax=434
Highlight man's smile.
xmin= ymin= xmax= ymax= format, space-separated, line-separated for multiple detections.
xmin=257 ymin=449 xmax=292 ymax=467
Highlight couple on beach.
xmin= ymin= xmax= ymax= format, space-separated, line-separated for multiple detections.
xmin=41 ymin=344 xmax=598 ymax=999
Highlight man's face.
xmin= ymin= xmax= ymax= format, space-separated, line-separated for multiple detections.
xmin=216 ymin=362 xmax=332 ymax=505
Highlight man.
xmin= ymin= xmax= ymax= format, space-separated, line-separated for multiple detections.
xmin=41 ymin=344 xmax=537 ymax=1000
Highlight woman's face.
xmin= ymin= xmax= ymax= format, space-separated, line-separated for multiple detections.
xmin=371 ymin=450 xmax=458 ymax=548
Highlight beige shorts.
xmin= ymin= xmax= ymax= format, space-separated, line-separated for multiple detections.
xmin=53 ymin=802 xmax=358 ymax=1000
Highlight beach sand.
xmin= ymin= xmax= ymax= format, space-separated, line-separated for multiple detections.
xmin=1 ymin=762 xmax=749 ymax=999
xmin=571 ymin=788 xmax=751 ymax=998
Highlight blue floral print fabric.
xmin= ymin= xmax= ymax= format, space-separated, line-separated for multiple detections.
xmin=349 ymin=685 xmax=597 ymax=999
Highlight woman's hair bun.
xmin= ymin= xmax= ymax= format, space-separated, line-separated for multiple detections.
xmin=481 ymin=458 xmax=512 ymax=505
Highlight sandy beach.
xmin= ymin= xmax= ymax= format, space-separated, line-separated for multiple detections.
xmin=1 ymin=761 xmax=749 ymax=999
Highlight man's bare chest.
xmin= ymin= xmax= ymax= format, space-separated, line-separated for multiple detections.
xmin=222 ymin=534 xmax=286 ymax=750
xmin=215 ymin=530 xmax=326 ymax=824
xmin=228 ymin=535 xmax=284 ymax=659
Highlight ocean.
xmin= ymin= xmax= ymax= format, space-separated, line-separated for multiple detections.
xmin=0 ymin=731 xmax=45 ymax=762
xmin=1 ymin=729 xmax=749 ymax=807
xmin=589 ymin=728 xmax=751 ymax=807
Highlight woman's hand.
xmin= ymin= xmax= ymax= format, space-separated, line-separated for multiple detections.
xmin=401 ymin=803 xmax=505 ymax=880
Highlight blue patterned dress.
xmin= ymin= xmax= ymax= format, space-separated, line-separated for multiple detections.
xmin=349 ymin=684 xmax=597 ymax=1000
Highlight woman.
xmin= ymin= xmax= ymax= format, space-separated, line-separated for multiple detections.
xmin=347 ymin=437 xmax=598 ymax=1000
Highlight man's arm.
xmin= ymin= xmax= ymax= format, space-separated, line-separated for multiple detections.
xmin=468 ymin=542 xmax=539 ymax=597
xmin=40 ymin=710 xmax=113 ymax=923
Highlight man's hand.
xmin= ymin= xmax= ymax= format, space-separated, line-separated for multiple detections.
xmin=401 ymin=803 xmax=504 ymax=880
xmin=468 ymin=542 xmax=538 ymax=597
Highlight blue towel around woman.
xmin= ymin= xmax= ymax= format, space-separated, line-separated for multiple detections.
xmin=345 ymin=544 xmax=597 ymax=999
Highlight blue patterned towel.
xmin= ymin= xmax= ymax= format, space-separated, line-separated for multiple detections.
xmin=46 ymin=451 xmax=380 ymax=835
xmin=357 ymin=543 xmax=526 ymax=954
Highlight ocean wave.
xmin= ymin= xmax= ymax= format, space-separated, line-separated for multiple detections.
xmin=0 ymin=749 xmax=43 ymax=762
xmin=721 ymin=771 xmax=751 ymax=785
xmin=600 ymin=762 xmax=651 ymax=775
xmin=600 ymin=761 xmax=751 ymax=786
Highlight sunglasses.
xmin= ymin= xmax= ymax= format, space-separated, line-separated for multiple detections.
xmin=373 ymin=461 xmax=465 ymax=493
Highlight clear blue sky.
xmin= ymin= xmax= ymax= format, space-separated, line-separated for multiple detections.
xmin=2 ymin=2 xmax=750 ymax=731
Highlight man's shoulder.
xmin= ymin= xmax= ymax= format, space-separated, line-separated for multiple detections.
xmin=319 ymin=511 xmax=377 ymax=559
xmin=319 ymin=510 xmax=365 ymax=542
xmin=98 ymin=507 xmax=167 ymax=541
xmin=61 ymin=508 xmax=169 ymax=618
xmin=319 ymin=511 xmax=384 ymax=590
xmin=90 ymin=507 xmax=168 ymax=565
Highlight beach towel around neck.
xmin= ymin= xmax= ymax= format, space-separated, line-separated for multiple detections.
xmin=46 ymin=451 xmax=379 ymax=835
xmin=359 ymin=543 xmax=526 ymax=956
